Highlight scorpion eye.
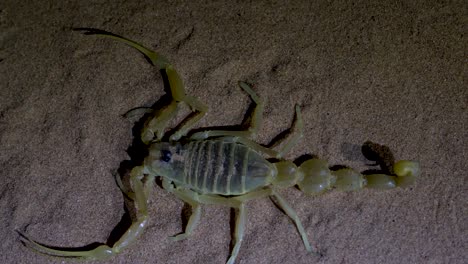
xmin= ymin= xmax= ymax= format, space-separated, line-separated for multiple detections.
xmin=160 ymin=149 xmax=172 ymax=162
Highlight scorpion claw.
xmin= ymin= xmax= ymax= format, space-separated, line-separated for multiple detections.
xmin=19 ymin=231 xmax=115 ymax=260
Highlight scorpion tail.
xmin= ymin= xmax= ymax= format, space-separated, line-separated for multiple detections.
xmin=294 ymin=141 xmax=420 ymax=195
xmin=296 ymin=158 xmax=420 ymax=195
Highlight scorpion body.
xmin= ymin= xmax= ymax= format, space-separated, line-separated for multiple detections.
xmin=149 ymin=140 xmax=275 ymax=196
xmin=20 ymin=30 xmax=420 ymax=264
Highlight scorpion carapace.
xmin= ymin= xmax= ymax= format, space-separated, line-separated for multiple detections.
xmin=20 ymin=29 xmax=420 ymax=264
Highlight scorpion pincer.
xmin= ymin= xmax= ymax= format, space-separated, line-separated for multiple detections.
xmin=20 ymin=30 xmax=420 ymax=264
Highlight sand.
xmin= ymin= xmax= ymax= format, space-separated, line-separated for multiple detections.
xmin=1 ymin=1 xmax=466 ymax=264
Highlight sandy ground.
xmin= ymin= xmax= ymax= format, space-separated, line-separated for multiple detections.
xmin=1 ymin=1 xmax=466 ymax=264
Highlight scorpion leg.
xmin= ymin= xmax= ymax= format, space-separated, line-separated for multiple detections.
xmin=235 ymin=105 xmax=303 ymax=159
xmin=168 ymin=187 xmax=202 ymax=241
xmin=221 ymin=136 xmax=279 ymax=157
xmin=228 ymin=188 xmax=314 ymax=263
xmin=165 ymin=183 xmax=247 ymax=244
xmin=197 ymin=188 xmax=308 ymax=264
xmin=20 ymin=166 xmax=151 ymax=260
xmin=190 ymin=81 xmax=264 ymax=141
xmin=191 ymin=82 xmax=303 ymax=159
xmin=226 ymin=203 xmax=247 ymax=264
xmin=226 ymin=104 xmax=303 ymax=159
xmin=232 ymin=188 xmax=313 ymax=253
xmin=162 ymin=184 xmax=247 ymax=263
xmin=269 ymin=189 xmax=313 ymax=253
xmin=168 ymin=188 xmax=309 ymax=264
xmin=195 ymin=193 xmax=248 ymax=264
xmin=274 ymin=105 xmax=304 ymax=158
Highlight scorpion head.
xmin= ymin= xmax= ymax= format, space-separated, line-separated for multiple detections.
xmin=145 ymin=142 xmax=185 ymax=178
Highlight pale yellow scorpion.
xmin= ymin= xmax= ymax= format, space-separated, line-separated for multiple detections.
xmin=20 ymin=30 xmax=420 ymax=264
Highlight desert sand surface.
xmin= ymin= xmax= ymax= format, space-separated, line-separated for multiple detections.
xmin=1 ymin=1 xmax=466 ymax=264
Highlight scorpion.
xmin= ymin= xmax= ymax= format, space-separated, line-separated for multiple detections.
xmin=20 ymin=30 xmax=420 ymax=264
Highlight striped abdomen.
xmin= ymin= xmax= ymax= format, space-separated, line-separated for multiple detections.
xmin=170 ymin=140 xmax=274 ymax=195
